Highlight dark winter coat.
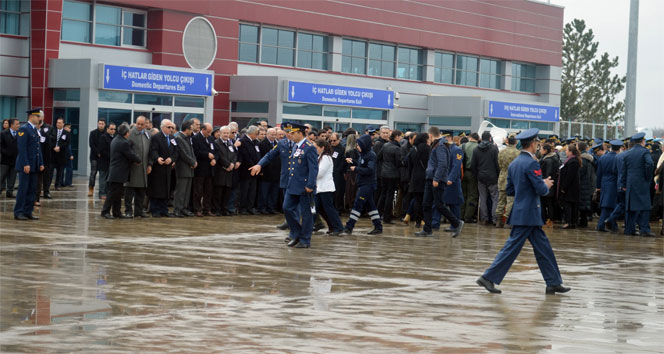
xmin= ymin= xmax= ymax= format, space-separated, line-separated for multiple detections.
xmin=356 ymin=134 xmax=377 ymax=187
xmin=147 ymin=131 xmax=178 ymax=199
xmin=379 ymin=140 xmax=402 ymax=179
xmin=471 ymin=140 xmax=500 ymax=185
xmin=97 ymin=133 xmax=113 ymax=171
xmin=408 ymin=142 xmax=431 ymax=193
xmin=539 ymin=152 xmax=560 ymax=198
xmin=558 ymin=156 xmax=580 ymax=203
xmin=578 ymin=153 xmax=596 ymax=211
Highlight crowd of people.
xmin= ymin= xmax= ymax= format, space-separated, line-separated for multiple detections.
xmin=3 ymin=109 xmax=663 ymax=241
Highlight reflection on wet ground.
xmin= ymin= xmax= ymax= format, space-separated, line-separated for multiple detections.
xmin=1 ymin=180 xmax=663 ymax=352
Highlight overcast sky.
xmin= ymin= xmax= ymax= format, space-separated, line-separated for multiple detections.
xmin=550 ymin=0 xmax=663 ymax=128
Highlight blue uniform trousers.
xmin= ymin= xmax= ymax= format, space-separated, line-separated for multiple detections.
xmin=624 ymin=211 xmax=651 ymax=235
xmin=258 ymin=180 xmax=280 ymax=213
xmin=483 ymin=226 xmax=563 ymax=287
xmin=597 ymin=207 xmax=616 ymax=231
xmin=14 ymin=172 xmax=37 ymax=217
xmin=284 ymin=192 xmax=313 ymax=245
xmin=345 ymin=184 xmax=382 ymax=231
xmin=422 ymin=180 xmax=459 ymax=233
xmin=605 ymin=191 xmax=625 ymax=225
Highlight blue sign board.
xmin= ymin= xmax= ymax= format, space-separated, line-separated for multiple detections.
xmin=488 ymin=100 xmax=559 ymax=122
xmin=287 ymin=81 xmax=394 ymax=110
xmin=102 ymin=64 xmax=212 ymax=96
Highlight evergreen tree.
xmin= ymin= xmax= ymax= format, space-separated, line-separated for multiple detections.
xmin=562 ymin=19 xmax=626 ymax=124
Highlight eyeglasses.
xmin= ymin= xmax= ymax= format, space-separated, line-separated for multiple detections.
xmin=329 ymin=139 xmax=338 ymax=142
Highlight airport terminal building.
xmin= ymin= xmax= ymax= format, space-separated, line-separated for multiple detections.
xmin=0 ymin=0 xmax=564 ymax=172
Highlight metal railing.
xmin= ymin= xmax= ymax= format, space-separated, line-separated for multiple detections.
xmin=557 ymin=121 xmax=624 ymax=140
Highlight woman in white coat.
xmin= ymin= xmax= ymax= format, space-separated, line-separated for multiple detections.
xmin=314 ymin=138 xmax=344 ymax=236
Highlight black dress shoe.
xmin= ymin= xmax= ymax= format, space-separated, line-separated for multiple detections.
xmin=382 ymin=219 xmax=394 ymax=225
xmin=164 ymin=213 xmax=176 ymax=218
xmin=545 ymin=285 xmax=571 ymax=294
xmin=6 ymin=193 xmax=14 ymax=198
xmin=340 ymin=228 xmax=353 ymax=236
xmin=277 ymin=222 xmax=290 ymax=230
xmin=124 ymin=213 xmax=134 ymax=219
xmin=451 ymin=220 xmax=464 ymax=238
xmin=151 ymin=214 xmax=161 ymax=218
xmin=182 ymin=210 xmax=194 ymax=217
xmin=117 ymin=214 xmax=132 ymax=219
xmin=239 ymin=210 xmax=250 ymax=215
xmin=444 ymin=226 xmax=454 ymax=232
xmin=367 ymin=228 xmax=382 ymax=235
xmin=287 ymin=238 xmax=300 ymax=247
xmin=43 ymin=193 xmax=52 ymax=199
xmin=136 ymin=212 xmax=150 ymax=218
xmin=101 ymin=213 xmax=115 ymax=219
xmin=14 ymin=214 xmax=28 ymax=220
xmin=313 ymin=222 xmax=325 ymax=232
xmin=26 ymin=214 xmax=39 ymax=220
xmin=328 ymin=231 xmax=341 ymax=236
xmin=641 ymin=232 xmax=656 ymax=237
xmin=173 ymin=212 xmax=185 ymax=218
xmin=284 ymin=237 xmax=292 ymax=243
xmin=295 ymin=243 xmax=310 ymax=248
xmin=414 ymin=230 xmax=433 ymax=237
xmin=477 ymin=276 xmax=501 ymax=294
xmin=248 ymin=208 xmax=259 ymax=215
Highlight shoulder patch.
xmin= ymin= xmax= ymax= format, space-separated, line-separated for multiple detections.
xmin=533 ymin=169 xmax=542 ymax=176
xmin=456 ymin=153 xmax=462 ymax=160
xmin=18 ymin=132 xmax=24 ymax=136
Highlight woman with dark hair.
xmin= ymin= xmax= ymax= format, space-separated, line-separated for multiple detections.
xmin=558 ymin=143 xmax=582 ymax=229
xmin=407 ymin=133 xmax=431 ymax=228
xmin=539 ymin=143 xmax=560 ymax=226
xmin=343 ymin=134 xmax=359 ymax=212
xmin=577 ymin=141 xmax=596 ymax=228
xmin=314 ymin=138 xmax=344 ymax=235
xmin=377 ymin=129 xmax=403 ymax=223
xmin=1 ymin=119 xmax=8 ymax=131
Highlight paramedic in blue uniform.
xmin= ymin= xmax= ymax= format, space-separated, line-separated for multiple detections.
xmin=278 ymin=123 xmax=318 ymax=248
xmin=13 ymin=108 xmax=45 ymax=220
xmin=476 ymin=128 xmax=571 ymax=295
xmin=596 ymin=139 xmax=622 ymax=232
xmin=250 ymin=122 xmax=297 ymax=237
xmin=620 ymin=132 xmax=655 ymax=236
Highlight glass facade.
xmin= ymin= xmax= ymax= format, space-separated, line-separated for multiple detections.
xmin=512 ymin=63 xmax=536 ymax=92
xmin=53 ymin=89 xmax=80 ymax=101
xmin=0 ymin=96 xmax=17 ymax=118
xmin=396 ymin=47 xmax=422 ymax=81
xmin=434 ymin=52 xmax=454 ymax=84
xmin=429 ymin=116 xmax=472 ymax=127
xmin=261 ymin=27 xmax=295 ymax=66
xmin=53 ymin=107 xmax=80 ymax=168
xmin=239 ymin=24 xmax=260 ymax=63
xmin=297 ymin=33 xmax=328 ymax=70
xmin=455 ymin=55 xmax=478 ymax=87
xmin=1 ymin=0 xmax=29 ymax=35
xmin=479 ymin=58 xmax=502 ymax=89
xmin=341 ymin=39 xmax=367 ymax=75
xmin=231 ymin=101 xmax=269 ymax=113
xmin=395 ymin=122 xmax=423 ymax=133
xmin=283 ymin=103 xmax=323 ymax=116
xmin=61 ymin=1 xmax=146 ymax=47
xmin=367 ymin=43 xmax=395 ymax=78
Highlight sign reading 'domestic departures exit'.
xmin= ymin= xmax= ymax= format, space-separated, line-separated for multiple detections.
xmin=101 ymin=64 xmax=213 ymax=96
xmin=488 ymin=100 xmax=559 ymax=122
xmin=287 ymin=81 xmax=394 ymax=110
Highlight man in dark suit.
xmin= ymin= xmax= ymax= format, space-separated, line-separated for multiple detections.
xmin=1 ymin=118 xmax=19 ymax=197
xmin=173 ymin=120 xmax=197 ymax=217
xmin=35 ymin=117 xmax=54 ymax=202
xmin=50 ymin=117 xmax=70 ymax=191
xmin=257 ymin=127 xmax=280 ymax=214
xmin=147 ymin=119 xmax=178 ymax=217
xmin=237 ymin=125 xmax=261 ymax=214
xmin=477 ymin=128 xmax=570 ymax=295
xmin=101 ymin=124 xmax=141 ymax=219
xmin=97 ymin=123 xmax=115 ymax=200
xmin=192 ymin=123 xmax=216 ymax=216
xmin=88 ymin=119 xmax=106 ymax=196
xmin=212 ymin=126 xmax=236 ymax=215
xmin=14 ymin=109 xmax=44 ymax=220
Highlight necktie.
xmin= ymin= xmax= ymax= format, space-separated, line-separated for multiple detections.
xmin=57 ymin=129 xmax=62 ymax=146
xmin=166 ymin=135 xmax=170 ymax=147
xmin=11 ymin=130 xmax=16 ymax=137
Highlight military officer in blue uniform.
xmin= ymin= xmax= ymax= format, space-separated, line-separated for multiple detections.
xmin=13 ymin=108 xmax=45 ymax=220
xmin=604 ymin=140 xmax=630 ymax=232
xmin=280 ymin=123 xmax=318 ymax=248
xmin=432 ymin=130 xmax=463 ymax=229
xmin=596 ymin=139 xmax=623 ymax=231
xmin=620 ymin=132 xmax=655 ymax=236
xmin=250 ymin=122 xmax=297 ymax=235
xmin=477 ymin=128 xmax=570 ymax=295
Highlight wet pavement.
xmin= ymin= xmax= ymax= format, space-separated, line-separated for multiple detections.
xmin=1 ymin=179 xmax=663 ymax=352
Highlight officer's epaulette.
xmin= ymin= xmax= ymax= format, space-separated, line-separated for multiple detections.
xmin=304 ymin=140 xmax=313 ymax=146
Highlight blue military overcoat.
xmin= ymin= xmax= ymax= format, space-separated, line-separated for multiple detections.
xmin=596 ymin=151 xmax=618 ymax=208
xmin=258 ymin=137 xmax=293 ymax=189
xmin=506 ymin=152 xmax=550 ymax=226
xmin=285 ymin=139 xmax=318 ymax=195
xmin=15 ymin=122 xmax=43 ymax=173
xmin=443 ymin=143 xmax=464 ymax=205
xmin=620 ymin=144 xmax=654 ymax=211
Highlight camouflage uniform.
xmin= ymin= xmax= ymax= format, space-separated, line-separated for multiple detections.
xmin=496 ymin=145 xmax=520 ymax=224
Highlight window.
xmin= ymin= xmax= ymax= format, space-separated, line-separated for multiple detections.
xmin=323 ymin=106 xmax=351 ymax=118
xmin=395 ymin=123 xmax=423 ymax=133
xmin=1 ymin=0 xmax=29 ymax=35
xmin=434 ymin=52 xmax=454 ymax=84
xmin=134 ymin=94 xmax=172 ymax=106
xmin=174 ymin=113 xmax=203 ymax=129
xmin=99 ymin=90 xmax=131 ymax=103
xmin=62 ymin=0 xmax=92 ymax=43
xmin=429 ymin=116 xmax=472 ymax=127
xmin=231 ymin=101 xmax=269 ymax=113
xmin=352 ymin=108 xmax=387 ymax=120
xmin=511 ymin=120 xmax=529 ymax=130
xmin=239 ymin=24 xmax=259 ymax=63
xmin=479 ymin=58 xmax=502 ymax=89
xmin=53 ymin=107 xmax=80 ymax=168
xmin=512 ymin=63 xmax=536 ymax=92
xmin=282 ymin=103 xmax=322 ymax=116
xmin=53 ymin=89 xmax=80 ymax=101
xmin=368 ymin=43 xmax=395 ymax=78
xmin=455 ymin=55 xmax=478 ymax=87
xmin=261 ymin=27 xmax=295 ymax=66
xmin=174 ymin=96 xmax=205 ymax=108
xmin=396 ymin=47 xmax=422 ymax=80
xmin=297 ymin=33 xmax=328 ymax=70
xmin=488 ymin=118 xmax=510 ymax=129
xmin=530 ymin=121 xmax=553 ymax=131
xmin=61 ymin=1 xmax=146 ymax=47
xmin=98 ymin=108 xmax=131 ymax=127
xmin=0 ymin=96 xmax=17 ymax=118
xmin=341 ymin=39 xmax=366 ymax=75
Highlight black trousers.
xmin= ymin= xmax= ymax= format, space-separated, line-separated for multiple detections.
xmin=239 ymin=177 xmax=257 ymax=211
xmin=541 ymin=195 xmax=556 ymax=223
xmin=378 ymin=177 xmax=399 ymax=222
xmin=53 ymin=163 xmax=66 ymax=188
xmin=411 ymin=192 xmax=424 ymax=224
xmin=193 ymin=176 xmax=213 ymax=212
xmin=212 ymin=185 xmax=232 ymax=213
xmin=563 ymin=201 xmax=578 ymax=226
xmin=422 ymin=180 xmax=459 ymax=233
xmin=124 ymin=187 xmax=146 ymax=216
xmin=101 ymin=182 xmax=125 ymax=216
